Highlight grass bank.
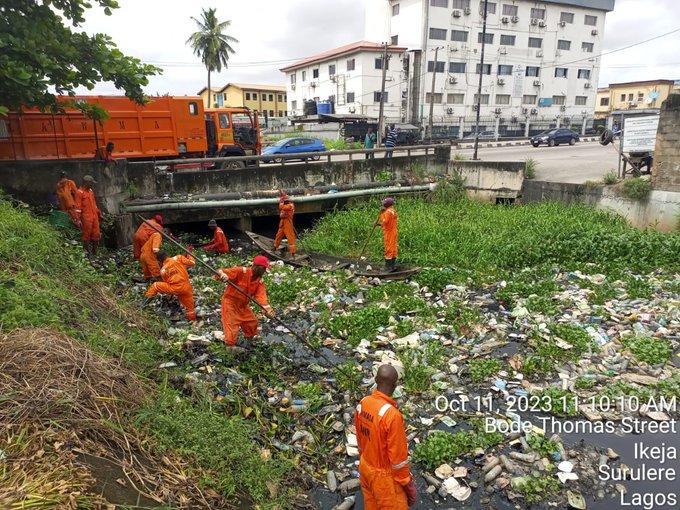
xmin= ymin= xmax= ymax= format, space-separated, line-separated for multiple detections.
xmin=300 ymin=194 xmax=680 ymax=275
xmin=0 ymin=200 xmax=292 ymax=508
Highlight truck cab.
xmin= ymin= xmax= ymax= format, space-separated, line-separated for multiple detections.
xmin=204 ymin=107 xmax=261 ymax=167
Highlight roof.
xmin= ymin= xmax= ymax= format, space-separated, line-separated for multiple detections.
xmin=597 ymin=87 xmax=609 ymax=92
xmin=280 ymin=40 xmax=408 ymax=73
xmin=607 ymin=79 xmax=676 ymax=88
xmin=543 ymin=0 xmax=615 ymax=11
xmin=219 ymin=83 xmax=286 ymax=93
xmin=196 ymin=87 xmax=221 ymax=95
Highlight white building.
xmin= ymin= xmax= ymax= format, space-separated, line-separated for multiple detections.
xmin=365 ymin=0 xmax=616 ymax=135
xmin=281 ymin=41 xmax=407 ymax=122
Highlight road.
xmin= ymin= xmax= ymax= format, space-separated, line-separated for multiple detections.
xmin=455 ymin=141 xmax=620 ymax=183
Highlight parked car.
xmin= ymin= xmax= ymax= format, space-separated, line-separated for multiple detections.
xmin=531 ymin=128 xmax=580 ymax=147
xmin=262 ymin=137 xmax=327 ymax=162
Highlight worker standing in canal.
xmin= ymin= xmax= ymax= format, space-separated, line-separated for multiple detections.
xmin=55 ymin=171 xmax=79 ymax=225
xmin=132 ymin=214 xmax=163 ymax=260
xmin=376 ymin=197 xmax=398 ymax=272
xmin=139 ymin=229 xmax=162 ymax=281
xmin=273 ymin=191 xmax=296 ymax=257
xmin=216 ymin=255 xmax=275 ymax=347
xmin=354 ymin=364 xmax=417 ymax=509
xmin=145 ymin=250 xmax=197 ymax=321
xmin=202 ymin=219 xmax=230 ymax=254
xmin=74 ymin=175 xmax=102 ymax=256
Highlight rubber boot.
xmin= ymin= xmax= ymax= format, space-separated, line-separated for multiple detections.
xmin=387 ymin=258 xmax=397 ymax=272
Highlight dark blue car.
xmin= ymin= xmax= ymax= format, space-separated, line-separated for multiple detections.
xmin=531 ymin=128 xmax=580 ymax=147
xmin=262 ymin=137 xmax=327 ymax=162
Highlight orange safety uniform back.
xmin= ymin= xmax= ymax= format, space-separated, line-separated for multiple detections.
xmin=160 ymin=255 xmax=195 ymax=292
xmin=221 ymin=266 xmax=269 ymax=307
xmin=133 ymin=219 xmax=161 ymax=259
xmin=139 ymin=232 xmax=162 ymax=278
xmin=56 ymin=178 xmax=77 ymax=210
xmin=206 ymin=227 xmax=230 ymax=253
xmin=379 ymin=206 xmax=398 ymax=260
xmin=75 ymin=187 xmax=99 ymax=220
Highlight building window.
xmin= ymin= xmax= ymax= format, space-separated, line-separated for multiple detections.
xmin=392 ymin=3 xmax=400 ymax=15
xmin=284 ymin=94 xmax=287 ymax=101
xmin=346 ymin=59 xmax=355 ymax=71
xmin=620 ymin=94 xmax=626 ymax=101
xmin=391 ymin=35 xmax=399 ymax=45
xmin=575 ymin=96 xmax=587 ymax=106
xmin=312 ymin=68 xmax=319 ymax=79
xmin=552 ymin=95 xmax=566 ymax=105
xmin=451 ymin=30 xmax=468 ymax=42
xmin=474 ymin=93 xmax=490 ymax=105
xmin=495 ymin=94 xmax=510 ymax=105
xmin=554 ymin=68 xmax=568 ymax=78
xmin=522 ymin=94 xmax=537 ymax=104
xmin=451 ymin=0 xmax=470 ymax=8
xmin=447 ymin=93 xmax=464 ymax=104
xmin=252 ymin=92 xmax=258 ymax=100
xmin=498 ymin=64 xmax=513 ymax=75
xmin=429 ymin=28 xmax=447 ymax=40
xmin=638 ymin=92 xmax=644 ymax=101
xmin=329 ymin=64 xmax=336 ymax=76
xmin=302 ymin=71 xmax=306 ymax=81
xmin=478 ymin=32 xmax=494 ymax=44
xmin=449 ymin=62 xmax=466 ymax=73
xmin=600 ymin=97 xmax=609 ymax=106
xmin=476 ymin=63 xmax=492 ymax=75
xmin=426 ymin=92 xmax=443 ymax=103
xmin=528 ymin=37 xmax=542 ymax=48
xmin=525 ymin=66 xmax=540 ymax=77
xmin=374 ymin=91 xmax=388 ymax=102
xmin=278 ymin=112 xmax=283 ymax=117
xmin=245 ymin=92 xmax=251 ymax=100
xmin=284 ymin=111 xmax=288 ymax=116
xmin=502 ymin=4 xmax=518 ymax=16
xmin=582 ymin=42 xmax=594 ymax=53
xmin=188 ymin=102 xmax=198 ymax=115
xmin=584 ymin=15 xmax=598 ymax=26
xmin=500 ymin=34 xmax=515 ymax=46
xmin=375 ymin=57 xmax=388 ymax=70
xmin=628 ymin=93 xmax=634 ymax=101
xmin=346 ymin=92 xmax=355 ymax=103
xmin=479 ymin=1 xmax=496 ymax=14
xmin=560 ymin=12 xmax=574 ymax=23
xmin=278 ymin=94 xmax=283 ymax=102
xmin=291 ymin=100 xmax=297 ymax=111
xmin=290 ymin=73 xmax=296 ymax=84
xmin=427 ymin=61 xmax=445 ymax=72
xmin=269 ymin=110 xmax=274 ymax=117
xmin=268 ymin=94 xmax=274 ymax=101
xmin=430 ymin=0 xmax=449 ymax=7
xmin=530 ymin=7 xmax=545 ymax=19
xmin=577 ymin=69 xmax=591 ymax=79
xmin=557 ymin=40 xmax=571 ymax=51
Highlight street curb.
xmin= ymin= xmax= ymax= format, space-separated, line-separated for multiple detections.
xmin=454 ymin=137 xmax=599 ymax=149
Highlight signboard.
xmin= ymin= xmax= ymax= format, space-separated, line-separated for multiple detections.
xmin=512 ymin=66 xmax=524 ymax=98
xmin=623 ymin=115 xmax=659 ymax=152
xmin=538 ymin=98 xmax=553 ymax=107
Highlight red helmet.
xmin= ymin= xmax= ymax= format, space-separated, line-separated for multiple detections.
xmin=382 ymin=197 xmax=395 ymax=207
xmin=154 ymin=214 xmax=163 ymax=225
xmin=253 ymin=255 xmax=270 ymax=269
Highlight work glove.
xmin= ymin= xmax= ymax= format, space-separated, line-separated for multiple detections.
xmin=405 ymin=478 xmax=417 ymax=507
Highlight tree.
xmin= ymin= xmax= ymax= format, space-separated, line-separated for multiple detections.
xmin=0 ymin=0 xmax=160 ymax=114
xmin=186 ymin=8 xmax=238 ymax=107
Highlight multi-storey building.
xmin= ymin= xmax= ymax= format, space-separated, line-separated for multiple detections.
xmin=281 ymin=41 xmax=407 ymax=122
xmin=365 ymin=0 xmax=616 ymax=135
xmin=595 ymin=79 xmax=678 ymax=119
xmin=198 ymin=83 xmax=288 ymax=118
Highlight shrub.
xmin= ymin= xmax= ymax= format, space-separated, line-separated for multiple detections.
xmin=533 ymin=387 xmax=578 ymax=417
xmin=334 ymin=361 xmax=363 ymax=394
xmin=603 ymin=171 xmax=618 ymax=185
xmin=620 ymin=177 xmax=651 ymax=200
xmin=524 ymin=158 xmax=537 ymax=179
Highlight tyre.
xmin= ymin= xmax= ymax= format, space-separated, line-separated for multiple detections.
xmin=569 ymin=138 xmax=576 ymax=146
xmin=548 ymin=139 xmax=555 ymax=147
xmin=311 ymin=153 xmax=321 ymax=161
xmin=532 ymin=142 xmax=539 ymax=147
xmin=220 ymin=160 xmax=245 ymax=170
xmin=274 ymin=157 xmax=284 ymax=164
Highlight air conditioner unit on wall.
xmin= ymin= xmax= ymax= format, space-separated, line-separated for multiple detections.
xmin=531 ymin=108 xmax=538 ymax=115
xmin=452 ymin=9 xmax=461 ymax=17
xmin=531 ymin=18 xmax=539 ymax=25
xmin=310 ymin=81 xmax=317 ymax=87
xmin=559 ymin=21 xmax=566 ymax=27
xmin=536 ymin=50 xmax=543 ymax=57
xmin=560 ymin=105 xmax=566 ymax=111
xmin=494 ymin=108 xmax=502 ymax=114
xmin=330 ymin=75 xmax=336 ymax=82
xmin=538 ymin=20 xmax=546 ymax=27
xmin=497 ymin=78 xmax=505 ymax=85
xmin=584 ymin=82 xmax=592 ymax=88
xmin=511 ymin=16 xmax=519 ymax=23
xmin=464 ymin=7 xmax=471 ymax=15
xmin=501 ymin=17 xmax=509 ymax=23
xmin=533 ymin=80 xmax=541 ymax=87
xmin=522 ymin=107 xmax=529 ymax=114
xmin=449 ymin=45 xmax=459 ymax=52
xmin=500 ymin=47 xmax=507 ymax=54
xmin=449 ymin=76 xmax=457 ymax=84
xmin=591 ymin=29 xmax=598 ymax=35
xmin=472 ymin=104 xmax=479 ymax=111
xmin=447 ymin=107 xmax=454 ymax=114
xmin=291 ymin=84 xmax=296 ymax=90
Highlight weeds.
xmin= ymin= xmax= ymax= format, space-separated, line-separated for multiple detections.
xmin=414 ymin=424 xmax=503 ymax=470
xmin=376 ymin=169 xmax=392 ymax=182
xmin=603 ymin=171 xmax=618 ymax=185
xmin=526 ymin=434 xmax=559 ymax=457
xmin=524 ymin=158 xmax=537 ymax=179
xmin=445 ymin=301 xmax=482 ymax=335
xmin=327 ymin=305 xmax=391 ymax=347
xmin=620 ymin=177 xmax=652 ymax=200
xmin=467 ymin=358 xmax=501 ymax=383
xmin=534 ymin=387 xmax=578 ymax=417
xmin=334 ymin=361 xmax=362 ymax=394
xmin=512 ymin=474 xmax=560 ymax=503
xmin=623 ymin=336 xmax=672 ymax=365
xmin=400 ymin=349 xmax=433 ymax=394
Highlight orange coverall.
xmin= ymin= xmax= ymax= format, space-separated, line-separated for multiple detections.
xmin=56 ymin=178 xmax=78 ymax=222
xmin=139 ymin=232 xmax=162 ymax=279
xmin=145 ymin=255 xmax=197 ymax=320
xmin=274 ymin=200 xmax=296 ymax=255
xmin=354 ymin=390 xmax=412 ymax=510
xmin=378 ymin=206 xmax=398 ymax=260
xmin=75 ymin=187 xmax=101 ymax=241
xmin=217 ymin=266 xmax=270 ymax=346
xmin=204 ymin=227 xmax=230 ymax=253
xmin=132 ymin=219 xmax=162 ymax=260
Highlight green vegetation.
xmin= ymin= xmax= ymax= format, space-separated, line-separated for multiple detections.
xmin=574 ymin=376 xmax=596 ymax=390
xmin=496 ymin=269 xmax=558 ymax=311
xmin=400 ymin=349 xmax=433 ymax=394
xmin=624 ymin=275 xmax=653 ymax=299
xmin=445 ymin=301 xmax=483 ymax=335
xmin=534 ymin=387 xmax=578 ymax=417
xmin=265 ymin=266 xmax=324 ymax=307
xmin=603 ymin=171 xmax=619 ymax=185
xmin=623 ymin=336 xmax=672 ymax=365
xmin=414 ymin=426 xmax=503 ymax=470
xmin=324 ymin=139 xmax=362 ymax=150
xmin=467 ymin=358 xmax=501 ymax=383
xmin=334 ymin=361 xmax=362 ymax=394
xmin=620 ymin=177 xmax=652 ymax=200
xmin=524 ymin=158 xmax=537 ymax=179
xmin=295 ymin=382 xmax=327 ymax=412
xmin=512 ymin=474 xmax=560 ymax=503
xmin=376 ymin=169 xmax=393 ymax=182
xmin=526 ymin=434 xmax=560 ymax=457
xmin=327 ymin=305 xmax=391 ymax=347
xmin=301 ymin=196 xmax=680 ymax=274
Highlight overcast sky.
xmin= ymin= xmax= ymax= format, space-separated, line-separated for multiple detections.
xmin=81 ymin=0 xmax=679 ymax=95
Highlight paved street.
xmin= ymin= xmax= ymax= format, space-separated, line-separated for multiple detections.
xmin=455 ymin=141 xmax=620 ymax=184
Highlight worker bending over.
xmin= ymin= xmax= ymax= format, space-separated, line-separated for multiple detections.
xmin=145 ymin=250 xmax=197 ymax=321
xmin=75 ymin=175 xmax=102 ymax=256
xmin=55 ymin=171 xmax=79 ymax=224
xmin=202 ymin=219 xmax=229 ymax=254
xmin=273 ymin=192 xmax=296 ymax=256
xmin=133 ymin=215 xmax=163 ymax=260
xmin=139 ymin=230 xmax=162 ymax=281
xmin=376 ymin=197 xmax=398 ymax=272
xmin=354 ymin=364 xmax=417 ymax=509
xmin=216 ymin=255 xmax=275 ymax=347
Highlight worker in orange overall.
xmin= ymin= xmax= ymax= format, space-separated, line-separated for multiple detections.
xmin=133 ymin=215 xmax=163 ymax=260
xmin=216 ymin=255 xmax=275 ymax=347
xmin=273 ymin=191 xmax=296 ymax=256
xmin=376 ymin=197 xmax=398 ymax=272
xmin=75 ymin=175 xmax=102 ymax=256
xmin=202 ymin=219 xmax=230 ymax=254
xmin=139 ymin=230 xmax=162 ymax=281
xmin=55 ymin=171 xmax=79 ymax=224
xmin=145 ymin=250 xmax=197 ymax=321
xmin=354 ymin=364 xmax=417 ymax=509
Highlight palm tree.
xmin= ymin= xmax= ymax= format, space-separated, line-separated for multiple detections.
xmin=186 ymin=8 xmax=238 ymax=107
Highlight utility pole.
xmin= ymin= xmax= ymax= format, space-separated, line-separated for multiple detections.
xmin=377 ymin=42 xmax=389 ymax=148
xmin=428 ymin=46 xmax=440 ymax=143
xmin=473 ymin=0 xmax=489 ymax=161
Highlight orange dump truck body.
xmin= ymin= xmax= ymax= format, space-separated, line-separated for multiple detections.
xmin=0 ymin=96 xmax=208 ymax=161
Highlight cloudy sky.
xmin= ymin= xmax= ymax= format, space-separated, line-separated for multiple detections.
xmin=81 ymin=0 xmax=679 ymax=95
